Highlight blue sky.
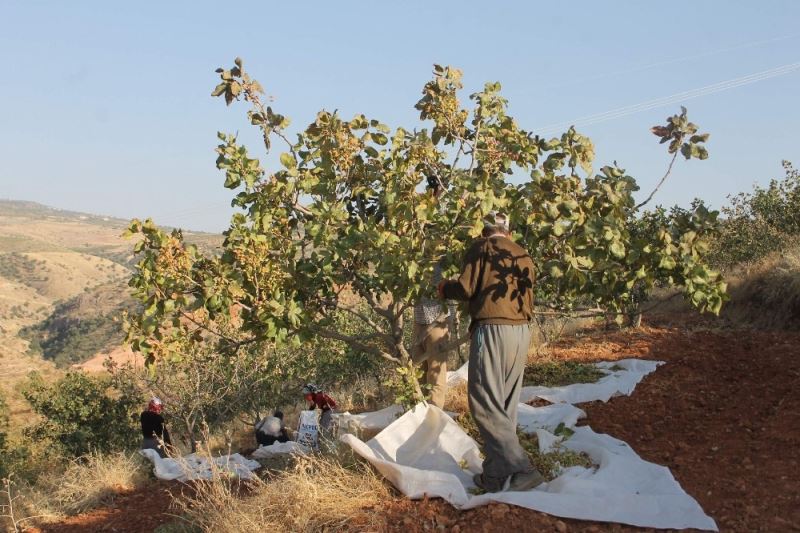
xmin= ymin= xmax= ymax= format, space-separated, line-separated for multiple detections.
xmin=1 ymin=1 xmax=798 ymax=232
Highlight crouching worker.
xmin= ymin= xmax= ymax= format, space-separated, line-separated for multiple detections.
xmin=439 ymin=212 xmax=544 ymax=492
xmin=302 ymin=384 xmax=337 ymax=430
xmin=140 ymin=397 xmax=172 ymax=457
xmin=255 ymin=410 xmax=290 ymax=446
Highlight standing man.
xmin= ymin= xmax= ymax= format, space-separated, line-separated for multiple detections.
xmin=439 ymin=212 xmax=543 ymax=492
xmin=140 ymin=397 xmax=172 ymax=457
xmin=412 ymin=264 xmax=451 ymax=409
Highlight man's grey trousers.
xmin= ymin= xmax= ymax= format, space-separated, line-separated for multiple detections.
xmin=468 ymin=323 xmax=534 ymax=490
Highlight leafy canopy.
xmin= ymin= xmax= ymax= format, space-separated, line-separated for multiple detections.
xmin=124 ymin=59 xmax=726 ymax=371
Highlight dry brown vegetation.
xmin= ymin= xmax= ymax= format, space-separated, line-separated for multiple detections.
xmin=2 ymin=452 xmax=149 ymax=530
xmin=721 ymin=246 xmax=800 ymax=329
xmin=173 ymin=453 xmax=393 ymax=532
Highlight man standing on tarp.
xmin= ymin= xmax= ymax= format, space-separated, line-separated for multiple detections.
xmin=438 ymin=212 xmax=544 ymax=492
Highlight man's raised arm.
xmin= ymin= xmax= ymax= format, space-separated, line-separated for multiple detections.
xmin=438 ymin=240 xmax=484 ymax=301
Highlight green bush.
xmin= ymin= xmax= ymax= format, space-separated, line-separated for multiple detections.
xmin=711 ymin=160 xmax=800 ymax=269
xmin=21 ymin=372 xmax=140 ymax=458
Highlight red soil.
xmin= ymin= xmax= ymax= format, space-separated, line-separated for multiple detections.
xmin=33 ymin=314 xmax=800 ymax=532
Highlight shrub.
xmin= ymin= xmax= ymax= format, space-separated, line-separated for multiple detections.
xmin=113 ymin=307 xmax=387 ymax=451
xmin=21 ymin=372 xmax=140 ymax=458
xmin=711 ymin=160 xmax=800 ymax=269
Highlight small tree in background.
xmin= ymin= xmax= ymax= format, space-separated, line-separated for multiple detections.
xmin=124 ymin=60 xmax=726 ymax=401
xmin=114 ymin=308 xmax=386 ymax=450
xmin=21 ymin=372 xmax=139 ymax=458
xmin=710 ymin=160 xmax=800 ymax=268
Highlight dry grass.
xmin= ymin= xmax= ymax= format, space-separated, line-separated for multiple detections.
xmin=174 ymin=453 xmax=392 ymax=532
xmin=25 ymin=451 xmax=149 ymax=518
xmin=444 ymin=381 xmax=469 ymax=415
xmin=721 ymin=247 xmax=800 ymax=329
xmin=647 ymin=246 xmax=800 ymax=331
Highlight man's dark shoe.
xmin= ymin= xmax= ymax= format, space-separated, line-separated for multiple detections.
xmin=508 ymin=469 xmax=545 ymax=491
xmin=473 ymin=473 xmax=503 ymax=493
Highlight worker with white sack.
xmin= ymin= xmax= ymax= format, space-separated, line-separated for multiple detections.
xmin=255 ymin=410 xmax=291 ymax=447
xmin=439 ymin=212 xmax=544 ymax=493
xmin=302 ymin=383 xmax=337 ymax=431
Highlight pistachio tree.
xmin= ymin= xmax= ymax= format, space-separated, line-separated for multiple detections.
xmin=124 ymin=60 xmax=726 ymax=398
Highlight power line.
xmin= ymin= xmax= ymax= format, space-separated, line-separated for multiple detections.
xmin=543 ymin=33 xmax=799 ymax=89
xmin=145 ymin=50 xmax=800 ymax=227
xmin=538 ymin=61 xmax=800 ymax=135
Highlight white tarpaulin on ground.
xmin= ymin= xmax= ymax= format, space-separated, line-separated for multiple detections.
xmin=333 ymin=404 xmax=405 ymax=434
xmin=342 ymin=360 xmax=718 ymax=531
xmin=139 ymin=449 xmax=261 ymax=481
xmin=251 ymin=441 xmax=309 ymax=459
xmin=446 ymin=362 xmax=470 ymax=388
xmin=447 ymin=359 xmax=663 ymax=405
xmin=520 ymin=359 xmax=664 ymax=405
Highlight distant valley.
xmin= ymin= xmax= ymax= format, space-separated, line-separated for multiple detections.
xmin=0 ymin=199 xmax=221 ymax=421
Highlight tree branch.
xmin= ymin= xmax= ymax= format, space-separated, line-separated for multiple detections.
xmin=635 ymin=150 xmax=679 ymax=211
xmin=310 ymin=325 xmax=401 ymax=364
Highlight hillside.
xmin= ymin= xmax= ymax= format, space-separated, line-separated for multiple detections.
xmin=0 ymin=200 xmax=222 ymax=421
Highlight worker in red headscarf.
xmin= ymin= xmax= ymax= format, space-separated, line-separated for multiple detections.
xmin=140 ymin=397 xmax=172 ymax=457
xmin=302 ymin=384 xmax=337 ymax=430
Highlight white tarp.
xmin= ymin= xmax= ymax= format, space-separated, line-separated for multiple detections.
xmin=251 ymin=441 xmax=309 ymax=459
xmin=342 ymin=360 xmax=717 ymax=531
xmin=447 ymin=359 xmax=663 ymax=405
xmin=520 ymin=359 xmax=664 ymax=405
xmin=139 ymin=449 xmax=261 ymax=481
xmin=333 ymin=404 xmax=405 ymax=434
xmin=446 ymin=361 xmax=469 ymax=388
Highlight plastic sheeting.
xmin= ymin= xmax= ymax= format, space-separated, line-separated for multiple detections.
xmin=251 ymin=441 xmax=310 ymax=459
xmin=333 ymin=404 xmax=405 ymax=435
xmin=342 ymin=360 xmax=718 ymax=531
xmin=519 ymin=359 xmax=664 ymax=405
xmin=447 ymin=358 xmax=663 ymax=405
xmin=139 ymin=449 xmax=261 ymax=481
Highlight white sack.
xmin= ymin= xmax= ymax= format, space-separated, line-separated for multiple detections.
xmin=296 ymin=409 xmax=320 ymax=449
xmin=139 ymin=449 xmax=260 ymax=481
xmin=251 ymin=441 xmax=309 ymax=459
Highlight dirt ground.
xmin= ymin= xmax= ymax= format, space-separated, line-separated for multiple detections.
xmin=29 ymin=481 xmax=180 ymax=533
xmin=33 ymin=313 xmax=800 ymax=532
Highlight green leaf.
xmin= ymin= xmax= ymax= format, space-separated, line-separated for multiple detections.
xmin=280 ymin=152 xmax=296 ymax=169
xmin=658 ymin=255 xmax=677 ymax=270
